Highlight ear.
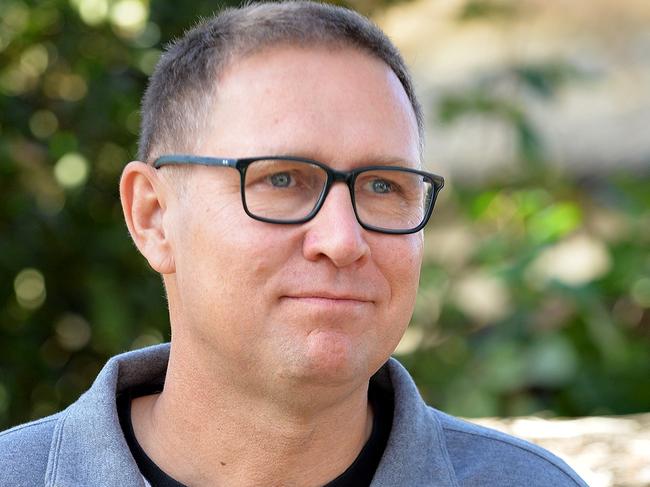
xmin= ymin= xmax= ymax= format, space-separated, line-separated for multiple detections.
xmin=120 ymin=161 xmax=176 ymax=274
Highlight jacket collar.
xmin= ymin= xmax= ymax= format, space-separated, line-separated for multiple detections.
xmin=371 ymin=360 xmax=458 ymax=486
xmin=46 ymin=344 xmax=457 ymax=486
xmin=46 ymin=344 xmax=169 ymax=487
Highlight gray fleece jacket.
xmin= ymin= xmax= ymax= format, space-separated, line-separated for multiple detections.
xmin=0 ymin=344 xmax=588 ymax=486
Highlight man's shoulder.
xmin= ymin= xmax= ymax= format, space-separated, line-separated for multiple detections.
xmin=0 ymin=412 xmax=63 ymax=486
xmin=432 ymin=408 xmax=588 ymax=486
xmin=381 ymin=358 xmax=588 ymax=485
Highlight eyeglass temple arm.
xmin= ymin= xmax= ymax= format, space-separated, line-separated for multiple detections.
xmin=152 ymin=155 xmax=239 ymax=169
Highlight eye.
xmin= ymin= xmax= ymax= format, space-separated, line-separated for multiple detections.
xmin=369 ymin=179 xmax=393 ymax=194
xmin=267 ymin=172 xmax=294 ymax=188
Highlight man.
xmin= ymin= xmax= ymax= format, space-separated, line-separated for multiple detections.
xmin=0 ymin=2 xmax=588 ymax=486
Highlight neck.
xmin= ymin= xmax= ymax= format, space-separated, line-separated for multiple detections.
xmin=131 ymin=341 xmax=374 ymax=487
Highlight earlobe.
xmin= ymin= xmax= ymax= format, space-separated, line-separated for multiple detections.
xmin=120 ymin=161 xmax=176 ymax=274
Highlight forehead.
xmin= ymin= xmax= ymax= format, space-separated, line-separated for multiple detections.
xmin=197 ymin=45 xmax=420 ymax=168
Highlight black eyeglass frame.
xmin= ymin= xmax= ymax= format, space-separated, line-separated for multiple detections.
xmin=153 ymin=154 xmax=445 ymax=235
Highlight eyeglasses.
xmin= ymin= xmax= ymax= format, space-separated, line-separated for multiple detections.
xmin=153 ymin=155 xmax=445 ymax=235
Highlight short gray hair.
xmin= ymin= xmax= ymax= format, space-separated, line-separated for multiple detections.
xmin=138 ymin=1 xmax=423 ymax=163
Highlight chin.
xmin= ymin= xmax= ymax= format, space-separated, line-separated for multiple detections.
xmin=279 ymin=329 xmax=369 ymax=386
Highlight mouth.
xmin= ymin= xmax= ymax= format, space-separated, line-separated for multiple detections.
xmin=281 ymin=293 xmax=373 ymax=306
xmin=282 ymin=291 xmax=372 ymax=303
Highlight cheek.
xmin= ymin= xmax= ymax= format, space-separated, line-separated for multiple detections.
xmin=366 ymin=234 xmax=422 ymax=350
xmin=175 ymin=203 xmax=297 ymax=306
xmin=377 ymin=234 xmax=423 ymax=297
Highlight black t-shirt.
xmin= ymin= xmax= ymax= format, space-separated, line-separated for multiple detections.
xmin=117 ymin=379 xmax=394 ymax=487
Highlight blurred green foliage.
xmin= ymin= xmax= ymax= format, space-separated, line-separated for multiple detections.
xmin=404 ymin=57 xmax=650 ymax=418
xmin=1 ymin=0 xmax=649 ymax=430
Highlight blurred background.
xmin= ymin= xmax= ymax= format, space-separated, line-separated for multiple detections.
xmin=0 ymin=0 xmax=648 ymax=463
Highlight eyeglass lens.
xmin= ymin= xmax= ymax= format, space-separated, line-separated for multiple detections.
xmin=243 ymin=159 xmax=433 ymax=231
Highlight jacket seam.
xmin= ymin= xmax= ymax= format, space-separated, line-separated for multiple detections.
xmin=443 ymin=426 xmax=585 ymax=486
xmin=423 ymin=412 xmax=461 ymax=487
xmin=0 ymin=416 xmax=58 ymax=438
xmin=44 ymin=409 xmax=70 ymax=487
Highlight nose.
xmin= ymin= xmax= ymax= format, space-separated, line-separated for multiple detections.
xmin=302 ymin=183 xmax=371 ymax=267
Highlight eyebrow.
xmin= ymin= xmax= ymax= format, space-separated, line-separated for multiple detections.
xmin=255 ymin=149 xmax=420 ymax=169
xmin=357 ymin=154 xmax=421 ymax=168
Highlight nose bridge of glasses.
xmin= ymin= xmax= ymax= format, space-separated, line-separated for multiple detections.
xmin=327 ymin=168 xmax=356 ymax=194
xmin=315 ymin=168 xmax=358 ymax=220
xmin=318 ymin=167 xmax=356 ymax=209
xmin=327 ymin=167 xmax=352 ymax=184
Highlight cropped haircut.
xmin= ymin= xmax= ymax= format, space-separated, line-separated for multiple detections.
xmin=138 ymin=0 xmax=423 ymax=163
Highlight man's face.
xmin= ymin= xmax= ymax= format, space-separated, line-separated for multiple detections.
xmin=165 ymin=45 xmax=423 ymax=395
